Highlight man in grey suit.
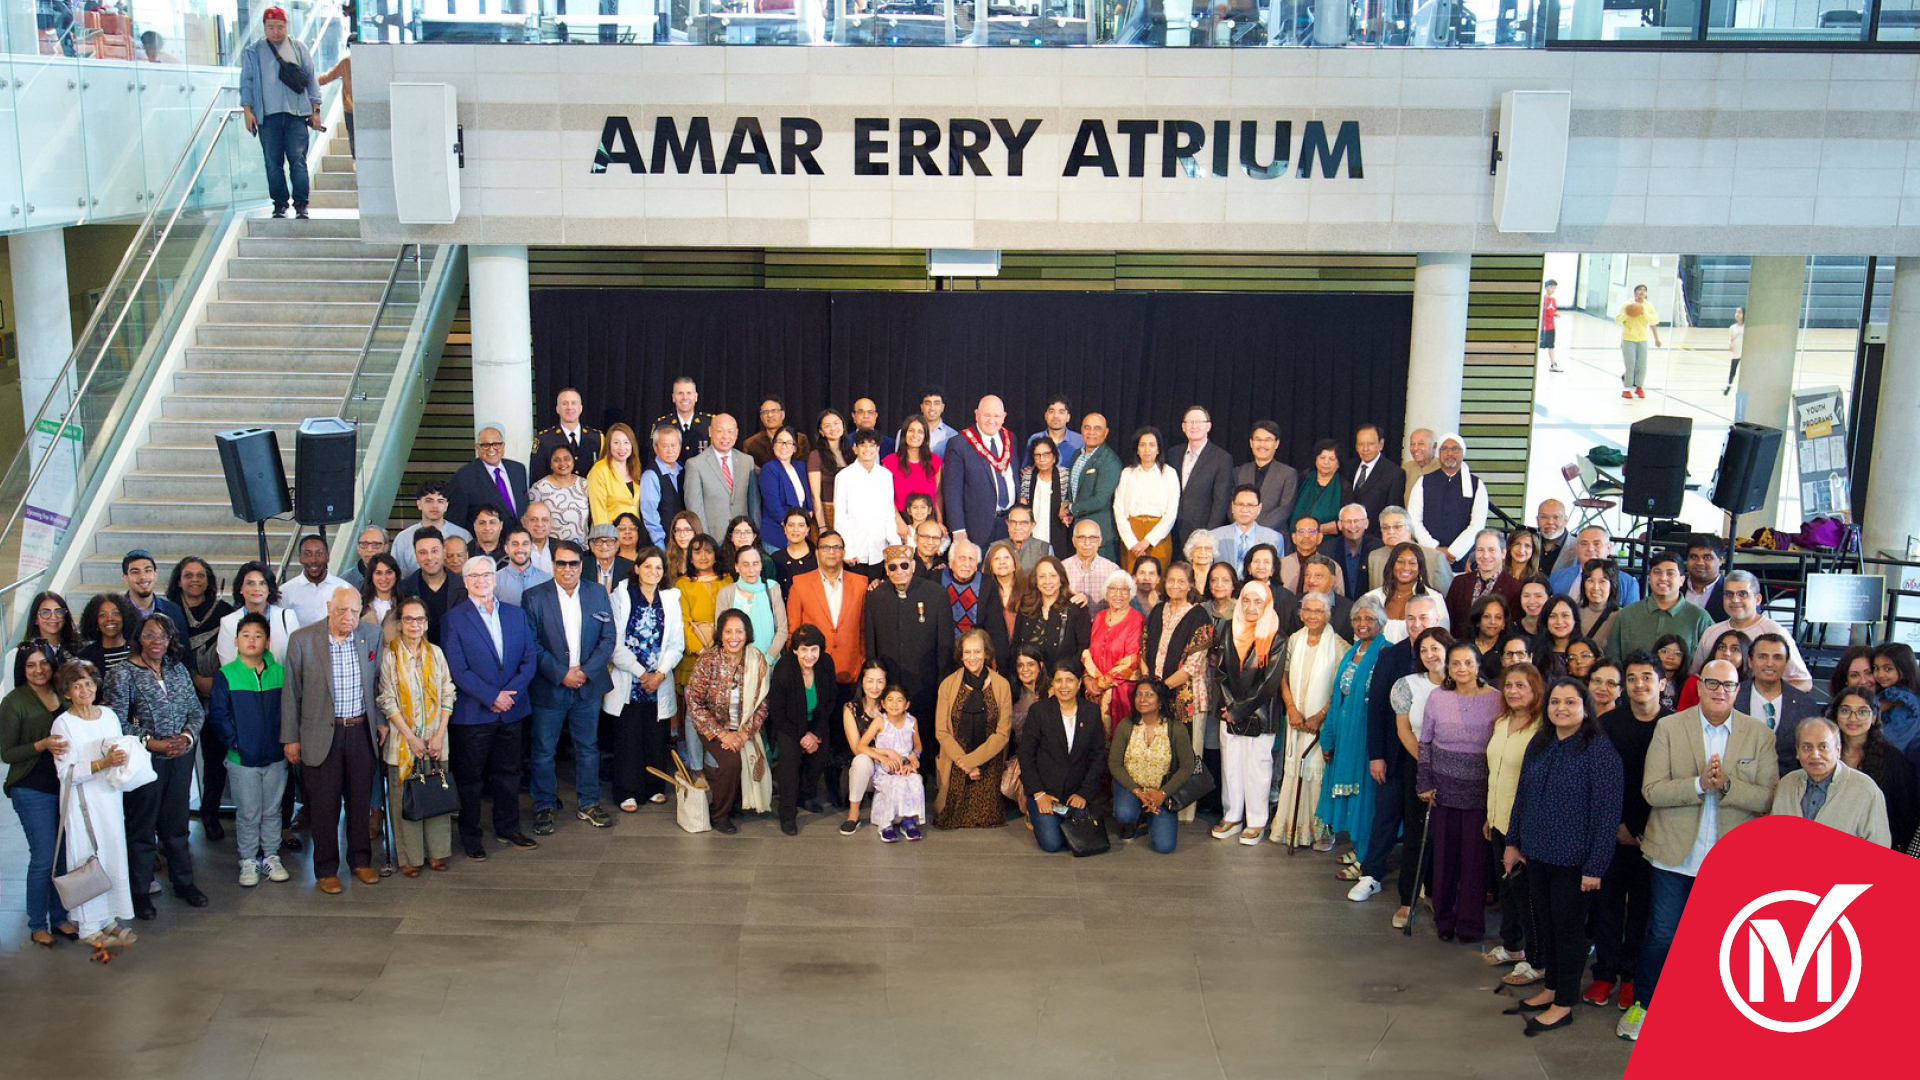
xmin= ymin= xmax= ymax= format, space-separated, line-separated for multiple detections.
xmin=1737 ymin=632 xmax=1822 ymax=775
xmin=280 ymin=586 xmax=384 ymax=895
xmin=1233 ymin=420 xmax=1299 ymax=535
xmin=523 ymin=541 xmax=617 ymax=835
xmin=1171 ymin=405 xmax=1234 ymax=551
xmin=681 ymin=413 xmax=760 ymax=537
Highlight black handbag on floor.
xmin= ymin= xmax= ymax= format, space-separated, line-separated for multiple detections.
xmin=1163 ymin=758 xmax=1217 ymax=813
xmin=1060 ymin=809 xmax=1110 ymax=858
xmin=401 ymin=759 xmax=460 ymax=821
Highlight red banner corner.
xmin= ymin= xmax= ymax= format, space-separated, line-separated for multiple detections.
xmin=1626 ymin=816 xmax=1913 ymax=1078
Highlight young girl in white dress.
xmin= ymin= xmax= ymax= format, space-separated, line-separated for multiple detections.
xmin=858 ymin=686 xmax=926 ymax=843
xmin=50 ymin=660 xmax=137 ymax=960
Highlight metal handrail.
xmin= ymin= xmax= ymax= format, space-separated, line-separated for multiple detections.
xmin=0 ymin=103 xmax=247 ymax=588
xmin=0 ymin=6 xmax=349 ymax=611
xmin=274 ymin=243 xmax=423 ymax=583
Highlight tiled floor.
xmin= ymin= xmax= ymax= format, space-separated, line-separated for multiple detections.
xmin=0 ymin=791 xmax=1638 ymax=1079
xmin=1525 ymin=309 xmax=1859 ymax=535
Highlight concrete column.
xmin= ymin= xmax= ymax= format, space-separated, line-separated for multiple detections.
xmin=10 ymin=227 xmax=76 ymax=427
xmin=1865 ymin=258 xmax=1920 ymax=559
xmin=1737 ymin=255 xmax=1804 ymax=534
xmin=468 ymin=245 xmax=536 ymax=466
xmin=1406 ymin=252 xmax=1472 ymax=440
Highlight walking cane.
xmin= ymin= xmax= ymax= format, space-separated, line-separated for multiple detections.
xmin=377 ymin=768 xmax=396 ymax=878
xmin=1286 ymin=732 xmax=1321 ymax=856
xmin=1403 ymin=799 xmax=1433 ymax=938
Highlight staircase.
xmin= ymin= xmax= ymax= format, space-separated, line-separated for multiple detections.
xmin=74 ymin=132 xmax=414 ymax=591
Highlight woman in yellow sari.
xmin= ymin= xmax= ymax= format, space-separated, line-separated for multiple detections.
xmin=377 ymin=597 xmax=457 ymax=876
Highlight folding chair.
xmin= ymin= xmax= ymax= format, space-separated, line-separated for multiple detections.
xmin=1562 ymin=460 xmax=1618 ymax=532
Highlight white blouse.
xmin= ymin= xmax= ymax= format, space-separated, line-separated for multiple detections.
xmin=833 ymin=461 xmax=899 ymax=566
xmin=1113 ymin=465 xmax=1182 ymax=548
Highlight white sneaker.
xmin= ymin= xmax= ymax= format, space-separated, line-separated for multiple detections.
xmin=1616 ymin=1002 xmax=1645 ymax=1041
xmin=262 ymin=855 xmax=290 ymax=883
xmin=238 ymin=859 xmax=260 ymax=888
xmin=148 ymin=880 xmax=162 ymax=895
xmin=1346 ymin=876 xmax=1381 ymax=902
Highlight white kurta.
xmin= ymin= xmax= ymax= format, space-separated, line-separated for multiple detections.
xmin=51 ymin=707 xmax=134 ymax=935
xmin=1272 ymin=628 xmax=1346 ymax=846
xmin=834 ymin=462 xmax=899 ymax=566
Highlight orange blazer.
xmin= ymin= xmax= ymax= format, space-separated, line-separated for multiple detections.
xmin=786 ymin=568 xmax=868 ymax=684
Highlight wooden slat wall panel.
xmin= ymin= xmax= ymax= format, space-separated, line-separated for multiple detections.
xmin=1463 ymin=255 xmax=1545 ymax=523
xmin=423 ymin=248 xmax=1542 ymax=526
xmin=392 ymin=297 xmax=474 ymax=528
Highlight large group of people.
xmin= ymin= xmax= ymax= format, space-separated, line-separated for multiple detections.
xmin=5 ymin=378 xmax=1913 ymax=1045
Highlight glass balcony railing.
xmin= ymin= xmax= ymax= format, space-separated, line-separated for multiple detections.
xmin=0 ymin=0 xmax=344 ymax=235
xmin=355 ymin=0 xmax=1920 ymax=46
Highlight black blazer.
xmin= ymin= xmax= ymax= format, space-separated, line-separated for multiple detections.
xmin=765 ymin=651 xmax=837 ymax=743
xmin=1348 ymin=455 xmax=1405 ymax=535
xmin=1694 ymin=578 xmax=1730 ymax=623
xmin=1017 ymin=697 xmax=1106 ymax=803
xmin=590 ymin=555 xmax=635 ymax=596
xmin=1014 ymin=599 xmax=1089 ymax=671
xmin=1171 ymin=442 xmax=1234 ymax=549
xmin=1735 ymin=680 xmax=1823 ymax=775
xmin=449 ymin=457 xmax=530 ymax=532
xmin=979 ymin=575 xmax=1019 ymax=672
xmin=1233 ymin=459 xmax=1301 ymax=533
xmin=1213 ymin=634 xmax=1287 ymax=737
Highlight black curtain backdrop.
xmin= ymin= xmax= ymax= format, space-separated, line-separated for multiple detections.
xmin=531 ymin=289 xmax=1412 ymax=470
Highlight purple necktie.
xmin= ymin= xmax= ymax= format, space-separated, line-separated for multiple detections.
xmin=492 ymin=466 xmax=515 ymax=514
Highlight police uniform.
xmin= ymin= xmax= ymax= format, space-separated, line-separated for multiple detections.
xmin=530 ymin=424 xmax=603 ymax=482
xmin=652 ymin=411 xmax=713 ymax=466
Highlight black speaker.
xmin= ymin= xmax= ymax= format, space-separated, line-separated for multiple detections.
xmin=294 ymin=417 xmax=357 ymax=526
xmin=1711 ymin=422 xmax=1785 ymax=515
xmin=1622 ymin=415 xmax=1692 ymax=518
xmin=216 ymin=428 xmax=292 ymax=522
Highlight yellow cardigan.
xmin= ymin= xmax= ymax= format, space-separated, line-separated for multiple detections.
xmin=586 ymin=458 xmax=641 ymax=527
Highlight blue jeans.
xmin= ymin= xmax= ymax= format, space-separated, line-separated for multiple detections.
xmin=9 ymin=787 xmax=67 ymax=932
xmin=1113 ymin=787 xmax=1179 ymax=853
xmin=1636 ymin=867 xmax=1696 ymax=1008
xmin=531 ymin=694 xmax=603 ymax=811
xmin=1027 ymin=796 xmax=1067 ymax=853
xmin=258 ymin=112 xmax=311 ymax=211
xmin=680 ymin=717 xmax=714 ymax=772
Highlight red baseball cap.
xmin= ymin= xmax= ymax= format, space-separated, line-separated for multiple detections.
xmin=262 ymin=6 xmax=288 ymax=22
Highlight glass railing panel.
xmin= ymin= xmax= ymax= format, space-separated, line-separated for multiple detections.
xmin=15 ymin=56 xmax=88 ymax=229
xmin=138 ymin=59 xmax=198 ymax=210
xmin=1707 ymin=0 xmax=1867 ymax=41
xmin=79 ymin=61 xmax=150 ymax=220
xmin=0 ymin=50 xmax=24 ymax=232
xmin=1876 ymin=0 xmax=1919 ymax=38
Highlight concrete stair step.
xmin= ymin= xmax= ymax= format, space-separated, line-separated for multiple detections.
xmin=245 ymin=216 xmax=363 ymax=240
xmin=123 ymin=470 xmax=288 ymax=502
xmin=183 ymin=346 xmax=391 ymax=372
xmin=137 ymin=443 xmax=365 ymax=472
xmin=160 ymin=394 xmax=351 ymax=422
xmin=219 ymin=278 xmax=420 ymax=304
xmin=91 ymin=524 xmax=306 ymax=559
xmin=314 ymin=171 xmax=358 ymax=192
xmin=108 ymin=498 xmax=272 ymax=529
xmin=173 ymin=370 xmax=359 ymax=396
xmin=308 ymin=190 xmax=361 ymax=211
xmin=321 ymin=154 xmax=356 ymax=173
xmin=205 ymin=299 xmax=415 ymax=325
xmin=196 ymin=324 xmax=411 ymax=348
xmin=236 ymin=237 xmax=403 ymax=260
xmin=226 ymin=256 xmax=393 ymax=281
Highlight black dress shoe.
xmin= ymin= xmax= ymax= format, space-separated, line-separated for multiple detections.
xmin=500 ymin=833 xmax=540 ymax=850
xmin=1525 ymin=1011 xmax=1575 ymax=1036
xmin=133 ymin=896 xmax=158 ymax=921
xmin=464 ymin=846 xmax=489 ymax=862
xmin=712 ymin=817 xmax=738 ymax=835
xmin=174 ymin=884 xmax=210 ymax=908
xmin=1503 ymin=1000 xmax=1551 ymax=1016
xmin=202 ymin=815 xmax=226 ymax=842
xmin=280 ymin=832 xmax=303 ymax=853
xmin=802 ymin=798 xmax=828 ymax=815
xmin=780 ymin=819 xmax=798 ymax=836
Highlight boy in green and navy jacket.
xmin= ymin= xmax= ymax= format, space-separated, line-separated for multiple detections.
xmin=208 ymin=613 xmax=290 ymax=886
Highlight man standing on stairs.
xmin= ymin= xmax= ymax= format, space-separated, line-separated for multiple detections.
xmin=280 ymin=535 xmax=351 ymax=629
xmin=238 ymin=7 xmax=323 ymax=221
xmin=394 ymin=481 xmax=471 ymax=576
xmin=121 ymin=550 xmax=188 ymax=637
xmin=449 ymin=425 xmax=530 ymax=534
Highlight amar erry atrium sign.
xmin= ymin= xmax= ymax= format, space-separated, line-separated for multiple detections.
xmin=591 ymin=115 xmax=1363 ymax=180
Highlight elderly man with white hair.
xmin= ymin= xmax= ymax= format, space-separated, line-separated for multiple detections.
xmin=1406 ymin=431 xmax=1487 ymax=571
xmin=280 ymin=586 xmax=384 ymax=894
xmin=940 ymin=538 xmax=985 ymax=638
xmin=1771 ymin=716 xmax=1890 ymax=845
xmin=448 ymin=422 xmax=530 ymax=532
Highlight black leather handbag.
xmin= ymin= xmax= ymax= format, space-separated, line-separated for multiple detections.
xmin=1060 ymin=809 xmax=1110 ymax=858
xmin=401 ymin=759 xmax=460 ymax=821
xmin=1163 ymin=758 xmax=1217 ymax=813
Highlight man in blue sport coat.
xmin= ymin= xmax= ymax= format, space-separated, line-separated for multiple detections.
xmin=521 ymin=540 xmax=617 ymax=833
xmin=441 ymin=557 xmax=539 ymax=858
